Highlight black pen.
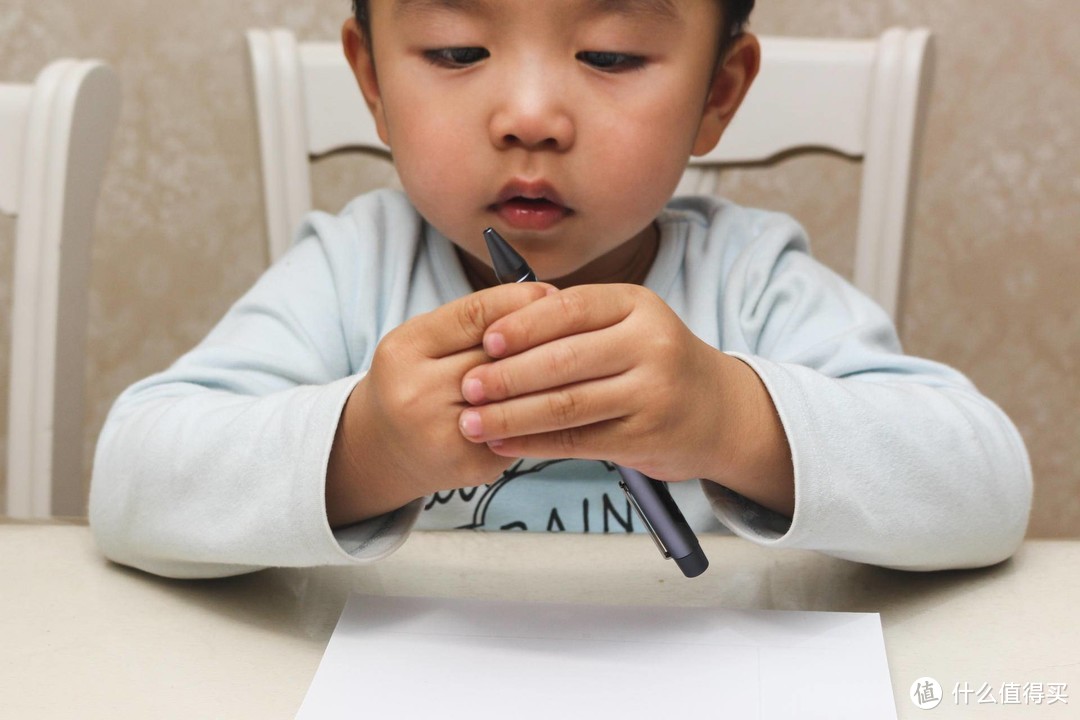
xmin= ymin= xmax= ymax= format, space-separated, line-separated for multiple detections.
xmin=483 ymin=227 xmax=709 ymax=578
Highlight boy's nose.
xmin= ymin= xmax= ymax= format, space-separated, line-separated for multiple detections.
xmin=489 ymin=74 xmax=575 ymax=152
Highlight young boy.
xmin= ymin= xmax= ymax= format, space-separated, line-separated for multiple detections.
xmin=90 ymin=0 xmax=1031 ymax=579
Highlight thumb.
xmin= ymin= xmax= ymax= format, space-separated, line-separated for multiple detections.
xmin=406 ymin=282 xmax=556 ymax=358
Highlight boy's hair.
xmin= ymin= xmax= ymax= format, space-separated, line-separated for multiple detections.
xmin=351 ymin=0 xmax=756 ymax=57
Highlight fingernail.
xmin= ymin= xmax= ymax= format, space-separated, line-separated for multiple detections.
xmin=462 ymin=378 xmax=486 ymax=404
xmin=545 ymin=287 xmax=559 ymax=297
xmin=484 ymin=332 xmax=507 ymax=357
xmin=487 ymin=439 xmax=504 ymax=449
xmin=460 ymin=411 xmax=483 ymax=439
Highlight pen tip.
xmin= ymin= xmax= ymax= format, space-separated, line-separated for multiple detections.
xmin=483 ymin=227 xmax=534 ymax=283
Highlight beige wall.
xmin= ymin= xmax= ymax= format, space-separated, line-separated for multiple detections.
xmin=1 ymin=1 xmax=1077 ymax=535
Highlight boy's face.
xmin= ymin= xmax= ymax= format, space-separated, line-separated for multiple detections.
xmin=345 ymin=0 xmax=757 ymax=284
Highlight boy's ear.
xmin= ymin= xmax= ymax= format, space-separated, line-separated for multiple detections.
xmin=342 ymin=18 xmax=391 ymax=147
xmin=691 ymin=33 xmax=761 ymax=157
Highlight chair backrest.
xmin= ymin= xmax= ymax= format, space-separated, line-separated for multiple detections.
xmin=0 ymin=60 xmax=121 ymax=519
xmin=247 ymin=28 xmax=933 ymax=320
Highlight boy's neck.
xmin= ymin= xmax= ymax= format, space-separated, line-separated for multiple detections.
xmin=456 ymin=222 xmax=660 ymax=291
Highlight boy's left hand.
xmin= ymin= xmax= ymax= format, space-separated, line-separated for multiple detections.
xmin=457 ymin=284 xmax=776 ymax=488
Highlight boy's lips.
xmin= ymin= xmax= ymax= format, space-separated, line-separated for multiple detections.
xmin=490 ymin=180 xmax=572 ymax=231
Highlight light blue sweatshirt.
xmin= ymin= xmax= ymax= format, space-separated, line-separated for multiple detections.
xmin=89 ymin=190 xmax=1032 ymax=578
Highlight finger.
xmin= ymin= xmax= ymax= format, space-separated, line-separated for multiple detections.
xmin=481 ymin=284 xmax=641 ymax=358
xmin=429 ymin=346 xmax=496 ymax=405
xmin=461 ymin=327 xmax=634 ymax=405
xmin=407 ymin=283 xmax=556 ymax=359
xmin=486 ymin=418 xmax=631 ymax=466
xmin=458 ymin=375 xmax=633 ymax=444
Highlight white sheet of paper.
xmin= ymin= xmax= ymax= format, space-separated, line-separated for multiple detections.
xmin=297 ymin=594 xmax=896 ymax=719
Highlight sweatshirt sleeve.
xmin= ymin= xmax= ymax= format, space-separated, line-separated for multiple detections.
xmin=89 ymin=231 xmax=420 ymax=579
xmin=704 ymin=212 xmax=1032 ymax=571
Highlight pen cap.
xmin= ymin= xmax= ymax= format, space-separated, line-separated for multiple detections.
xmin=673 ymin=551 xmax=709 ymax=578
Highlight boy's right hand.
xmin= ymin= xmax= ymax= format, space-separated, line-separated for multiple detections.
xmin=325 ymin=282 xmax=555 ymax=527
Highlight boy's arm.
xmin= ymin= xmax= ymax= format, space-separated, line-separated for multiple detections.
xmin=700 ymin=354 xmax=795 ymax=518
xmin=90 ymin=223 xmax=418 ymax=579
xmin=706 ymin=212 xmax=1032 ymax=571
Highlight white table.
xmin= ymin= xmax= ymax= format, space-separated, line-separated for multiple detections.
xmin=1 ymin=523 xmax=1077 ymax=718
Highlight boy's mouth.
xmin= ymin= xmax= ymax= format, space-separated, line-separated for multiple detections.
xmin=490 ymin=180 xmax=572 ymax=232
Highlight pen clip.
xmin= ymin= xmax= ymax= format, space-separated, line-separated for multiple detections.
xmin=619 ymin=480 xmax=670 ymax=559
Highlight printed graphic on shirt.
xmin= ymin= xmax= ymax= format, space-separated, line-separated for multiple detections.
xmin=418 ymin=458 xmax=640 ymax=533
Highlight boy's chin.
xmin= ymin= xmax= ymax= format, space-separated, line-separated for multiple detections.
xmin=538 ymin=261 xmax=610 ymax=288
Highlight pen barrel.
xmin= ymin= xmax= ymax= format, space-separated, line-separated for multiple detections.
xmin=615 ymin=466 xmax=708 ymax=578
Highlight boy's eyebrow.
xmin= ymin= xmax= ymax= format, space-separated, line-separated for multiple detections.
xmin=393 ymin=0 xmax=495 ymax=18
xmin=584 ymin=0 xmax=680 ymax=21
xmin=393 ymin=0 xmax=680 ymax=21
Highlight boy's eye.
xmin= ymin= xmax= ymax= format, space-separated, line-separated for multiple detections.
xmin=423 ymin=47 xmax=490 ymax=68
xmin=576 ymin=51 xmax=646 ymax=72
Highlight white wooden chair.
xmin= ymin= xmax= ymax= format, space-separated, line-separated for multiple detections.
xmin=0 ymin=60 xmax=121 ymax=518
xmin=247 ymin=28 xmax=933 ymax=321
